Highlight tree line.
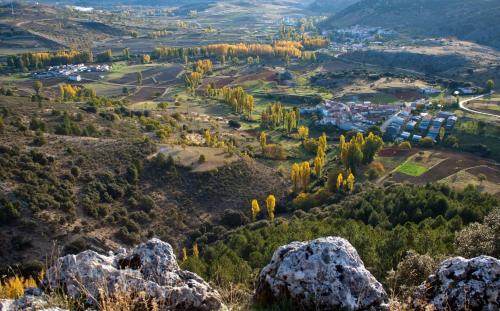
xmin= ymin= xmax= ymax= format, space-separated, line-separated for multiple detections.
xmin=260 ymin=102 xmax=300 ymax=132
xmin=7 ymin=50 xmax=93 ymax=71
xmin=6 ymin=49 xmax=117 ymax=71
xmin=206 ymin=86 xmax=255 ymax=119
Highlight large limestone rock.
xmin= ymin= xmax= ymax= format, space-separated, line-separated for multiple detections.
xmin=412 ymin=255 xmax=499 ymax=311
xmin=43 ymin=238 xmax=224 ymax=311
xmin=255 ymin=237 xmax=388 ymax=310
xmin=0 ymin=293 xmax=69 ymax=311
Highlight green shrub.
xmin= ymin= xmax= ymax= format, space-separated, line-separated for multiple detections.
xmin=198 ymin=154 xmax=206 ymax=163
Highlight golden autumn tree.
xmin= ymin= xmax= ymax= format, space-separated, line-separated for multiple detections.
xmin=266 ymin=195 xmax=276 ymax=221
xmin=314 ymin=156 xmax=323 ymax=177
xmin=363 ymin=132 xmax=384 ymax=164
xmin=347 ymin=173 xmax=355 ymax=193
xmin=298 ymin=126 xmax=309 ymax=139
xmin=193 ymin=243 xmax=199 ymax=258
xmin=182 ymin=247 xmax=188 ymax=261
xmin=260 ymin=131 xmax=267 ymax=152
xmin=204 ymin=129 xmax=212 ymax=146
xmin=300 ymin=161 xmax=311 ymax=190
xmin=318 ymin=133 xmax=327 ymax=152
xmin=251 ymin=199 xmax=260 ymax=221
xmin=336 ymin=173 xmax=344 ymax=192
xmin=184 ymin=71 xmax=203 ymax=95
xmin=291 ymin=163 xmax=301 ymax=192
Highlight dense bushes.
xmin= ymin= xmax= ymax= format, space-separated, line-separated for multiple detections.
xmin=338 ymin=183 xmax=497 ymax=227
xmin=190 ymin=184 xmax=497 ymax=290
xmin=0 ymin=146 xmax=76 ymax=217
xmin=191 ymin=216 xmax=456 ymax=287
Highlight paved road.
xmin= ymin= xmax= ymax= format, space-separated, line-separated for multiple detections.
xmin=459 ymin=92 xmax=498 ymax=118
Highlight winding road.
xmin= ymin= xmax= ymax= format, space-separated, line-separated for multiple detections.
xmin=458 ymin=92 xmax=498 ymax=118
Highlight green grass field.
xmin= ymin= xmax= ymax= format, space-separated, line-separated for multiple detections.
xmin=397 ymin=161 xmax=428 ymax=176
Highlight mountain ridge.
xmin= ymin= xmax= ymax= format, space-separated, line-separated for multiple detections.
xmin=322 ymin=0 xmax=500 ymax=49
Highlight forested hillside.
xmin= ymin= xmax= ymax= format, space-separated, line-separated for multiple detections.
xmin=322 ymin=0 xmax=500 ymax=49
xmin=182 ymin=183 xmax=499 ymax=290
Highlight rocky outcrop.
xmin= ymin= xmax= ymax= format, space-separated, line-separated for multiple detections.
xmin=41 ymin=238 xmax=224 ymax=311
xmin=412 ymin=255 xmax=500 ymax=311
xmin=254 ymin=236 xmax=388 ymax=311
xmin=0 ymin=292 xmax=69 ymax=311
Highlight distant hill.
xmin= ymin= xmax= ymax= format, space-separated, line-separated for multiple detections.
xmin=309 ymin=0 xmax=361 ymax=13
xmin=322 ymin=0 xmax=500 ymax=49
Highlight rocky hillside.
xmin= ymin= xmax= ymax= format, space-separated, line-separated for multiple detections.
xmin=0 ymin=94 xmax=289 ymax=269
xmin=1 ymin=237 xmax=498 ymax=310
xmin=322 ymin=0 xmax=500 ymax=49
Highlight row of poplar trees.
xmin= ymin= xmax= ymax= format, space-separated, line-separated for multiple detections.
xmin=260 ymin=102 xmax=300 ymax=132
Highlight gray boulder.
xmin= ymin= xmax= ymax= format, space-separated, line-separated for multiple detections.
xmin=412 ymin=255 xmax=500 ymax=311
xmin=254 ymin=237 xmax=388 ymax=310
xmin=0 ymin=300 xmax=14 ymax=311
xmin=0 ymin=294 xmax=68 ymax=311
xmin=43 ymin=238 xmax=224 ymax=311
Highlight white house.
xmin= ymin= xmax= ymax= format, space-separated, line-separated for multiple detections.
xmin=68 ymin=74 xmax=82 ymax=82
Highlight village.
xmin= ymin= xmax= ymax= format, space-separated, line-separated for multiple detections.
xmin=31 ymin=63 xmax=112 ymax=82
xmin=302 ymin=96 xmax=457 ymax=143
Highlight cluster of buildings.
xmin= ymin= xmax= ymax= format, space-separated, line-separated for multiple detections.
xmin=303 ymin=97 xmax=458 ymax=143
xmin=333 ymin=25 xmax=397 ymax=42
xmin=32 ymin=64 xmax=111 ymax=82
xmin=301 ymin=100 xmax=399 ymax=133
xmin=386 ymin=110 xmax=457 ymax=143
xmin=326 ymin=25 xmax=398 ymax=55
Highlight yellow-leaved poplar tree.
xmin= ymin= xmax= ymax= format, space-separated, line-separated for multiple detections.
xmin=298 ymin=126 xmax=309 ymax=139
xmin=266 ymin=195 xmax=276 ymax=221
xmin=347 ymin=173 xmax=355 ymax=193
xmin=193 ymin=243 xmax=199 ymax=258
xmin=260 ymin=132 xmax=267 ymax=152
xmin=204 ymin=129 xmax=211 ymax=146
xmin=314 ymin=156 xmax=323 ymax=177
xmin=251 ymin=199 xmax=260 ymax=221
xmin=291 ymin=163 xmax=301 ymax=192
xmin=300 ymin=162 xmax=311 ymax=190
xmin=336 ymin=173 xmax=344 ymax=191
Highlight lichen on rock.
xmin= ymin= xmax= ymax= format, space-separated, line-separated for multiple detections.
xmin=254 ymin=236 xmax=388 ymax=311
xmin=412 ymin=255 xmax=500 ymax=311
